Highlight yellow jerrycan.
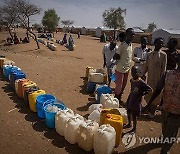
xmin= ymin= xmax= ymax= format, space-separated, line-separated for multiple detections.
xmin=22 ymin=81 xmax=37 ymax=99
xmin=28 ymin=90 xmax=46 ymax=112
xmin=99 ymin=108 xmax=121 ymax=126
xmin=104 ymin=114 xmax=123 ymax=147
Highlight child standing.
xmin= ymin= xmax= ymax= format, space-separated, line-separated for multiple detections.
xmin=124 ymin=66 xmax=152 ymax=133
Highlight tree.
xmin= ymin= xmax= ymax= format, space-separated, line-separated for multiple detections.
xmin=147 ymin=22 xmax=157 ymax=33
xmin=61 ymin=20 xmax=74 ymax=27
xmin=102 ymin=7 xmax=126 ymax=38
xmin=42 ymin=9 xmax=60 ymax=32
xmin=1 ymin=0 xmax=42 ymax=49
xmin=0 ymin=1 xmax=17 ymax=39
xmin=15 ymin=0 xmax=42 ymax=49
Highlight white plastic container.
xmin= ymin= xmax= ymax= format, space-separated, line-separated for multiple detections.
xmin=64 ymin=114 xmax=84 ymax=144
xmin=100 ymin=94 xmax=119 ymax=109
xmin=78 ymin=120 xmax=99 ymax=152
xmin=88 ymin=109 xmax=102 ymax=123
xmin=15 ymin=79 xmax=22 ymax=94
xmin=88 ymin=72 xmax=104 ymax=83
xmin=94 ymin=124 xmax=116 ymax=154
xmin=3 ymin=60 xmax=15 ymax=66
xmin=55 ymin=108 xmax=74 ymax=136
xmin=116 ymin=108 xmax=128 ymax=124
xmin=88 ymin=104 xmax=103 ymax=113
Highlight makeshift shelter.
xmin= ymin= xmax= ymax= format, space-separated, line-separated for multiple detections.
xmin=152 ymin=29 xmax=180 ymax=45
xmin=81 ymin=27 xmax=87 ymax=35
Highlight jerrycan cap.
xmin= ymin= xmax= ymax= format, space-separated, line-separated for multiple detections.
xmin=102 ymin=109 xmax=107 ymax=113
xmin=106 ymin=114 xmax=111 ymax=118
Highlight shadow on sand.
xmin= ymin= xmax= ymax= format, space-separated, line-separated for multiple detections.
xmin=0 ymin=76 xmax=92 ymax=154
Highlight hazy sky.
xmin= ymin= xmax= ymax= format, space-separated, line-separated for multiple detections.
xmin=1 ymin=0 xmax=180 ymax=29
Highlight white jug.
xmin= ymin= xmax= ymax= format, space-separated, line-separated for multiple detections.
xmin=64 ymin=114 xmax=84 ymax=144
xmin=88 ymin=104 xmax=103 ymax=113
xmin=116 ymin=108 xmax=128 ymax=124
xmin=15 ymin=79 xmax=22 ymax=94
xmin=55 ymin=108 xmax=74 ymax=136
xmin=88 ymin=109 xmax=102 ymax=123
xmin=3 ymin=60 xmax=15 ymax=66
xmin=78 ymin=120 xmax=99 ymax=152
xmin=88 ymin=72 xmax=104 ymax=83
xmin=100 ymin=94 xmax=119 ymax=108
xmin=94 ymin=124 xmax=116 ymax=154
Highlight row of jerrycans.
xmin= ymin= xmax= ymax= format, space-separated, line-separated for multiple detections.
xmin=55 ymin=108 xmax=121 ymax=153
xmin=14 ymin=78 xmax=45 ymax=112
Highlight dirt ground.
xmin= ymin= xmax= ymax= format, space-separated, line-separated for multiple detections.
xmin=0 ymin=29 xmax=179 ymax=154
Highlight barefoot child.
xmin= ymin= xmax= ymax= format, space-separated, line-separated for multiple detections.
xmin=124 ymin=66 xmax=152 ymax=133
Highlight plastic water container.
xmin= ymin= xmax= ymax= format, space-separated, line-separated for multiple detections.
xmin=100 ymin=94 xmax=114 ymax=105
xmin=10 ymin=70 xmax=26 ymax=89
xmin=88 ymin=72 xmax=104 ymax=83
xmin=6 ymin=66 xmax=21 ymax=80
xmin=88 ymin=104 xmax=103 ymax=113
xmin=64 ymin=114 xmax=84 ymax=144
xmin=3 ymin=60 xmax=15 ymax=66
xmin=94 ymin=124 xmax=116 ymax=154
xmin=15 ymin=79 xmax=23 ymax=94
xmin=100 ymin=94 xmax=119 ymax=109
xmin=87 ymin=81 xmax=96 ymax=93
xmin=99 ymin=109 xmax=121 ymax=126
xmin=111 ymin=73 xmax=116 ymax=82
xmin=55 ymin=108 xmax=74 ymax=136
xmin=96 ymin=86 xmax=112 ymax=104
xmin=3 ymin=65 xmax=12 ymax=78
xmin=18 ymin=79 xmax=31 ymax=98
xmin=44 ymin=103 xmax=66 ymax=128
xmin=86 ymin=66 xmax=94 ymax=78
xmin=24 ymin=86 xmax=39 ymax=107
xmin=22 ymin=81 xmax=37 ymax=99
xmin=104 ymin=114 xmax=123 ymax=147
xmin=116 ymin=108 xmax=128 ymax=124
xmin=78 ymin=120 xmax=99 ymax=152
xmin=95 ymin=84 xmax=108 ymax=92
xmin=51 ymin=44 xmax=57 ymax=51
xmin=36 ymin=94 xmax=56 ymax=118
xmin=28 ymin=90 xmax=46 ymax=112
xmin=88 ymin=109 xmax=102 ymax=123
xmin=95 ymin=84 xmax=108 ymax=100
xmin=0 ymin=58 xmax=13 ymax=68
xmin=0 ymin=57 xmax=6 ymax=68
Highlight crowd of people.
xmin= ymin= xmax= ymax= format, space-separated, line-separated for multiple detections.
xmin=6 ymin=33 xmax=29 ymax=46
xmin=102 ymin=28 xmax=179 ymax=154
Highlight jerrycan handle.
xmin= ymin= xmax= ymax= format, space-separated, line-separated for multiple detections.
xmin=84 ymin=121 xmax=95 ymax=127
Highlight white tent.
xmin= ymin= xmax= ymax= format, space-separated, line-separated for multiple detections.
xmin=152 ymin=29 xmax=180 ymax=45
xmin=81 ymin=27 xmax=86 ymax=35
xmin=133 ymin=27 xmax=144 ymax=33
xmin=95 ymin=27 xmax=102 ymax=37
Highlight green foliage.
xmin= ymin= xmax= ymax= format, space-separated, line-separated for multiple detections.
xmin=42 ymin=9 xmax=60 ymax=32
xmin=102 ymin=7 xmax=126 ymax=30
xmin=147 ymin=22 xmax=157 ymax=32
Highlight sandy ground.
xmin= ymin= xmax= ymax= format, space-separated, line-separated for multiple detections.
xmin=0 ymin=29 xmax=179 ymax=154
